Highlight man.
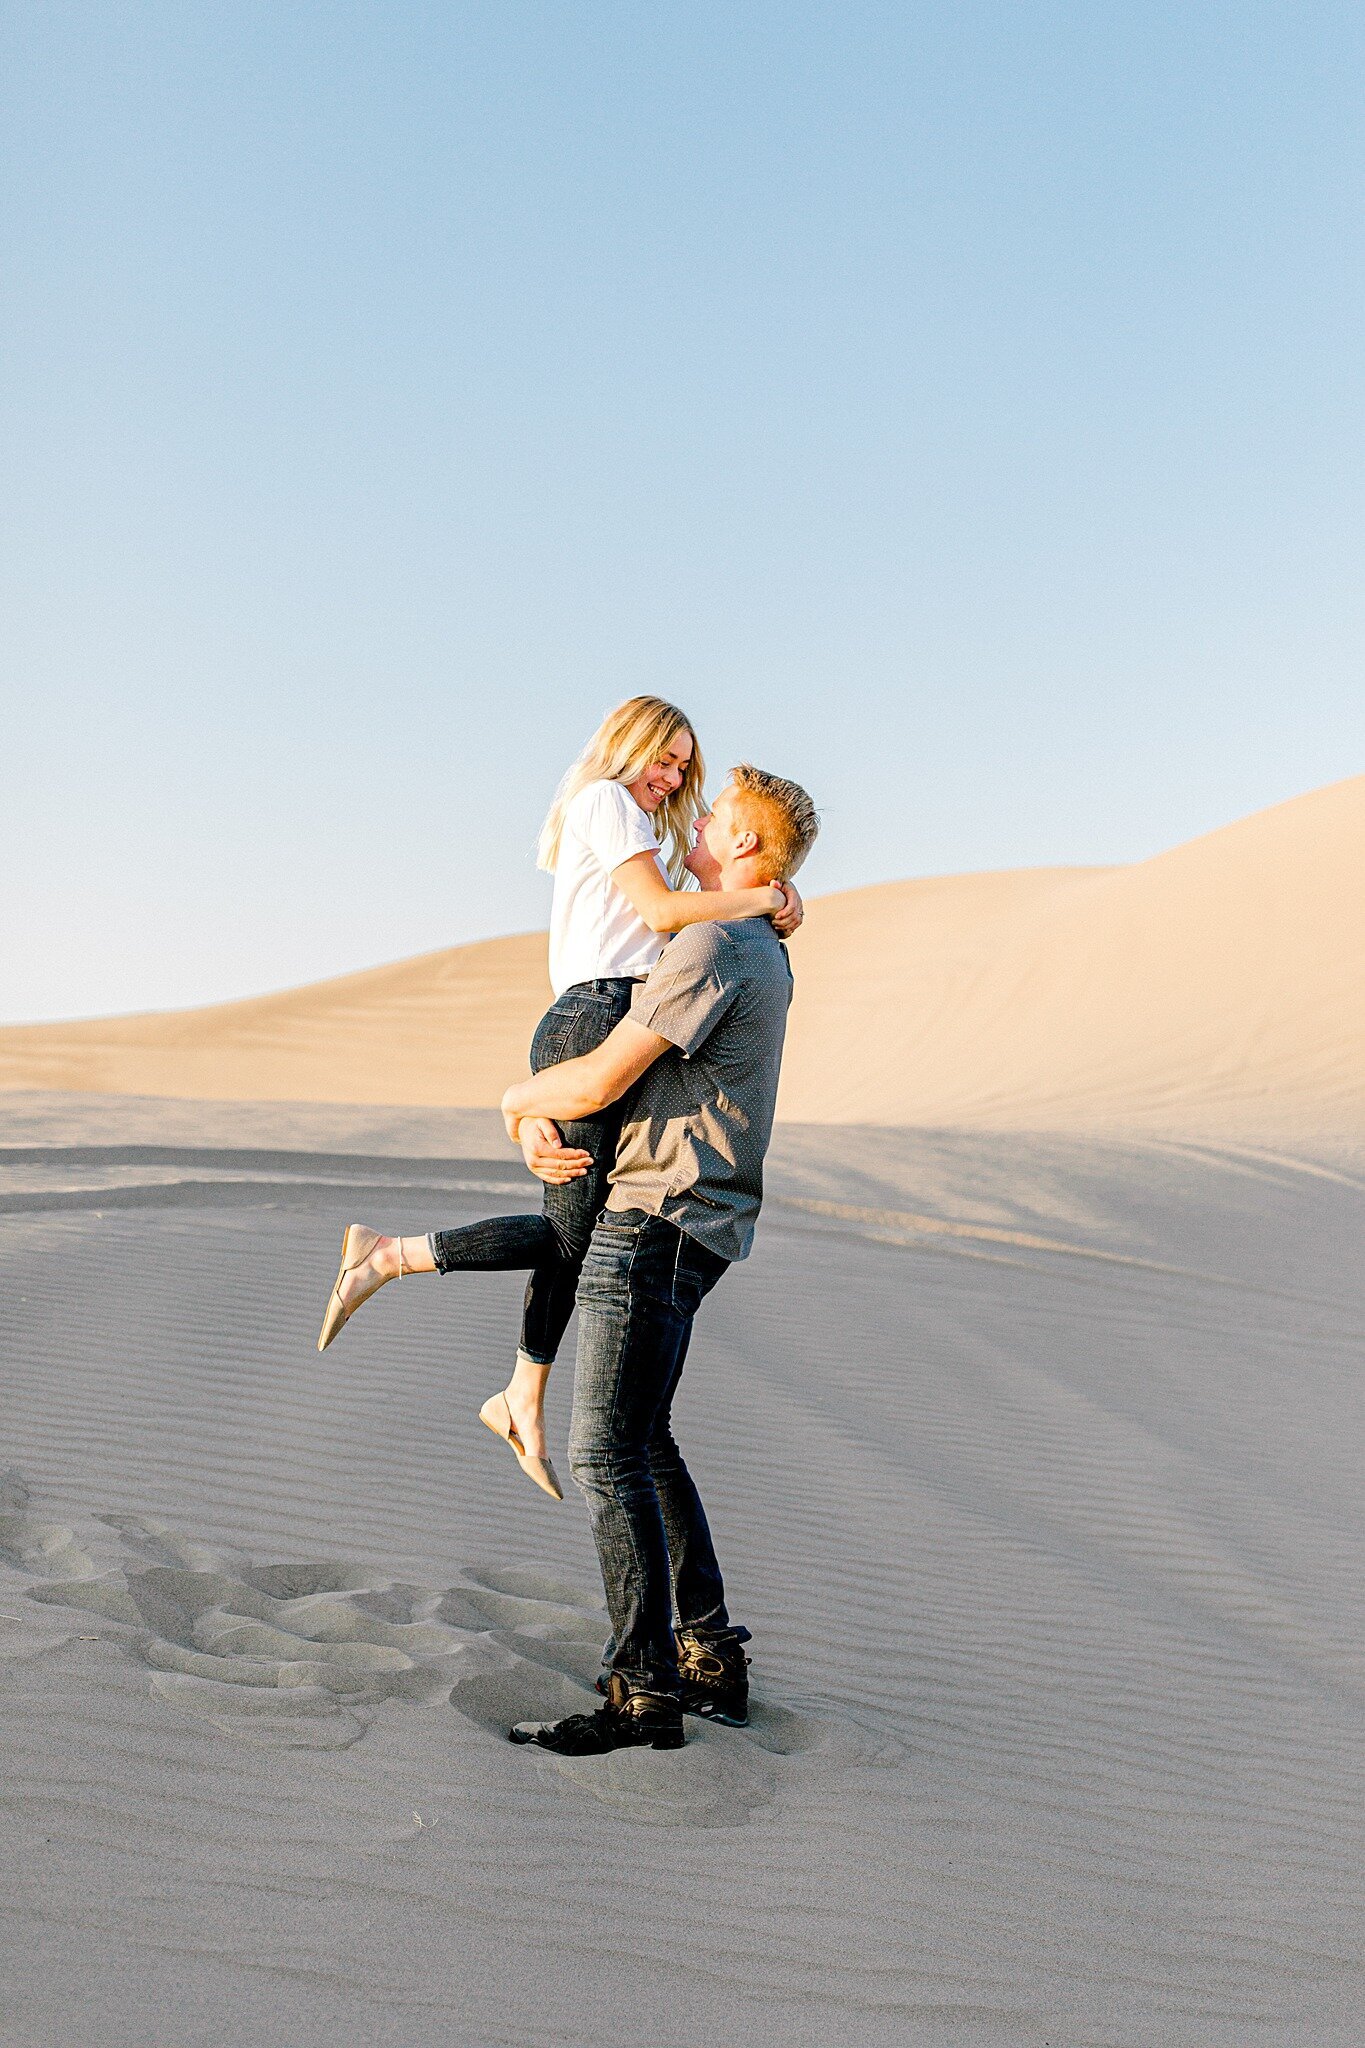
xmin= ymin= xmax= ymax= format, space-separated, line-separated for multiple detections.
xmin=501 ymin=763 xmax=820 ymax=1756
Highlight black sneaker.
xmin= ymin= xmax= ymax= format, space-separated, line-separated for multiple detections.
xmin=509 ymin=1672 xmax=684 ymax=1754
xmin=675 ymin=1630 xmax=750 ymax=1726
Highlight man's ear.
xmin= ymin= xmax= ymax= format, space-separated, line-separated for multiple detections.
xmin=733 ymin=828 xmax=760 ymax=858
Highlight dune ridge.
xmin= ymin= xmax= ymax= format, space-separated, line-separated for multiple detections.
xmin=4 ymin=774 xmax=1362 ymax=1138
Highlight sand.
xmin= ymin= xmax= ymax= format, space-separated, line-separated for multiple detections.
xmin=2 ymin=775 xmax=1362 ymax=2042
xmin=1 ymin=1091 xmax=1362 ymax=2044
xmin=4 ymin=774 xmax=1363 ymax=1141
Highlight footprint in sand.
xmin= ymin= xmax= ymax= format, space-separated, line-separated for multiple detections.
xmin=0 ymin=1469 xmax=96 ymax=1583
xmin=0 ymin=1468 xmax=108 ymax=1665
xmin=435 ymin=1563 xmax=877 ymax=1827
xmin=2 ymin=1480 xmax=865 ymax=1819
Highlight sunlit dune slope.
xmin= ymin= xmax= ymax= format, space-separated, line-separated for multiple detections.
xmin=3 ymin=776 xmax=1362 ymax=1136
xmin=781 ymin=773 xmax=1365 ymax=1134
xmin=0 ymin=934 xmax=550 ymax=1109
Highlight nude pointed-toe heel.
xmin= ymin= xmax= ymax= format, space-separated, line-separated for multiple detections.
xmin=478 ymin=1392 xmax=564 ymax=1502
xmin=317 ymin=1224 xmax=390 ymax=1352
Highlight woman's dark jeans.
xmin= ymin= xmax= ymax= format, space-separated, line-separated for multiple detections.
xmin=427 ymin=978 xmax=639 ymax=1365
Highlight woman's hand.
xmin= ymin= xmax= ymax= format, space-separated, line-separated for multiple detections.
xmin=518 ymin=1115 xmax=593 ymax=1185
xmin=770 ymin=880 xmax=804 ymax=938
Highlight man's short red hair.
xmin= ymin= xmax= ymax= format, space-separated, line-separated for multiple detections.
xmin=728 ymin=764 xmax=820 ymax=879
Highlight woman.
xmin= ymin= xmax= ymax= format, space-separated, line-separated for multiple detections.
xmin=315 ymin=696 xmax=801 ymax=1498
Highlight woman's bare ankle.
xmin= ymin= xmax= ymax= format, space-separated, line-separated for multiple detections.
xmin=366 ymin=1233 xmax=436 ymax=1280
xmin=507 ymin=1352 xmax=552 ymax=1403
xmin=367 ymin=1236 xmax=397 ymax=1280
xmin=502 ymin=1354 xmax=551 ymax=1450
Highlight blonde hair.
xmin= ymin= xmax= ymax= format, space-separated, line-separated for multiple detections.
xmin=537 ymin=696 xmax=707 ymax=887
xmin=729 ymin=763 xmax=820 ymax=878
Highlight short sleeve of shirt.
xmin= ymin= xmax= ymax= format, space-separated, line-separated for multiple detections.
xmin=630 ymin=924 xmax=739 ymax=1054
xmin=568 ymin=781 xmax=660 ymax=875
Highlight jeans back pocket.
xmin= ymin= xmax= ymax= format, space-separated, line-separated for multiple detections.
xmin=530 ymin=990 xmax=627 ymax=1075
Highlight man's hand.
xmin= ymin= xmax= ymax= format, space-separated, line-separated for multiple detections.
xmin=771 ymin=879 xmax=804 ymax=938
xmin=516 ymin=1115 xmax=593 ymax=1186
xmin=501 ymin=1019 xmax=673 ymax=1128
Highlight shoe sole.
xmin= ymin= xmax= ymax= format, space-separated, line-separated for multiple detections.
xmin=687 ymin=1702 xmax=749 ymax=1727
xmin=317 ymin=1224 xmax=360 ymax=1352
xmin=509 ymin=1727 xmax=684 ymax=1752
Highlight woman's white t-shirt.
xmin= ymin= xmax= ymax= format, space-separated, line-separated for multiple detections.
xmin=548 ymin=780 xmax=671 ymax=997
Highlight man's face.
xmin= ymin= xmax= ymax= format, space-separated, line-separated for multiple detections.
xmin=683 ymin=785 xmax=737 ymax=891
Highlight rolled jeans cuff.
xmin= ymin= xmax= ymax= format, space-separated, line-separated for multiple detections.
xmin=515 ymin=1344 xmax=555 ymax=1370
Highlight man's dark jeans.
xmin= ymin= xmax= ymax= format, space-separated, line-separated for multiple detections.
xmin=570 ymin=1207 xmax=746 ymax=1694
xmin=427 ymin=978 xmax=637 ymax=1363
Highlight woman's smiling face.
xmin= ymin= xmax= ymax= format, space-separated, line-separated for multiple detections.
xmin=626 ymin=730 xmax=694 ymax=813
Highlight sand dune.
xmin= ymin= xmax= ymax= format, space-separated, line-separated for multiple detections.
xmin=782 ymin=771 xmax=1365 ymax=1134
xmin=0 ymin=931 xmax=550 ymax=1109
xmin=3 ymin=775 xmax=1362 ymax=1138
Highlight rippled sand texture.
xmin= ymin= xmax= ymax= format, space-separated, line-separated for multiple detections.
xmin=2 ymin=1112 xmax=1361 ymax=2045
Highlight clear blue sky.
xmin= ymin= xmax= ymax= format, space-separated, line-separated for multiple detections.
xmin=4 ymin=2 xmax=1361 ymax=1022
